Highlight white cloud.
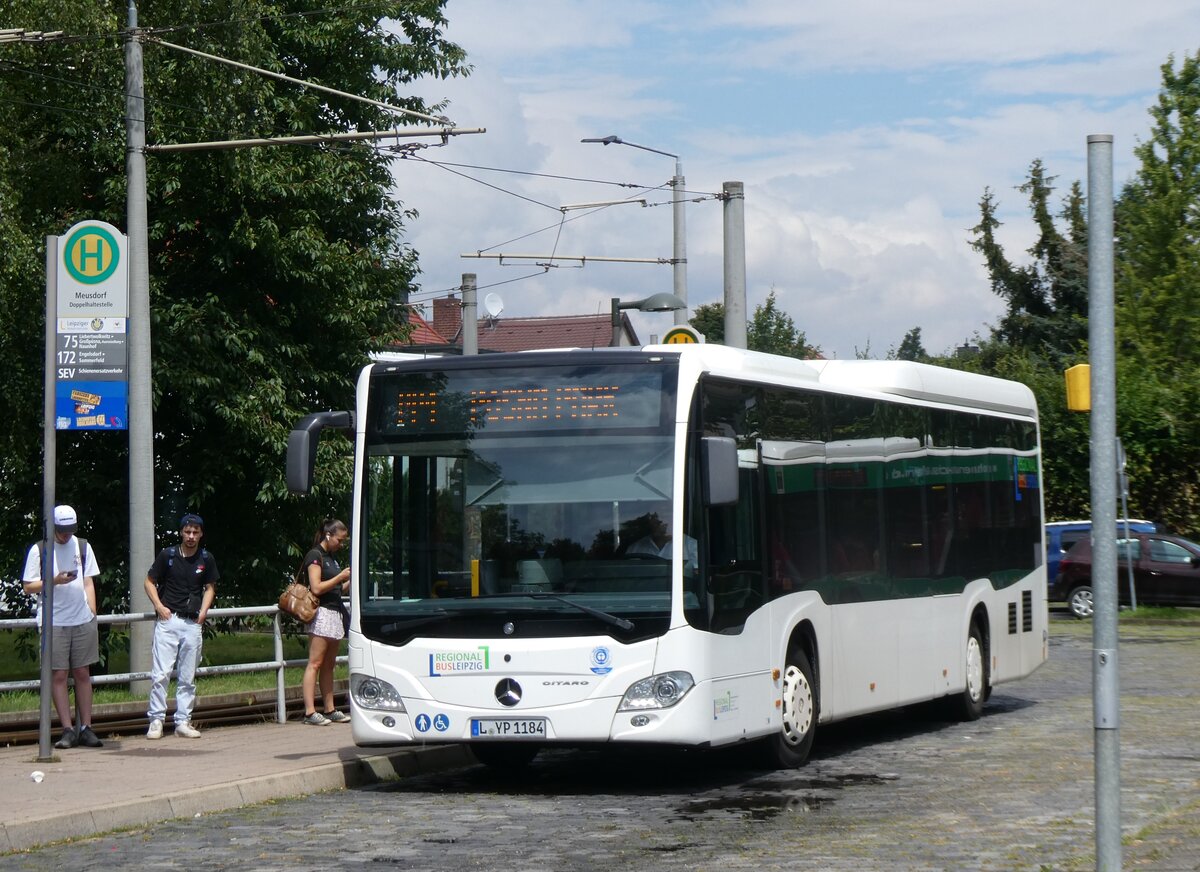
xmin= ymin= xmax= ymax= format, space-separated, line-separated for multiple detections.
xmin=391 ymin=0 xmax=1194 ymax=358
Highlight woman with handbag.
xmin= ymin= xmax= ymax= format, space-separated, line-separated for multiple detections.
xmin=300 ymin=518 xmax=351 ymax=726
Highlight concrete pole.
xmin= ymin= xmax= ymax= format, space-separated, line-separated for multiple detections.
xmin=672 ymin=161 xmax=688 ymax=325
xmin=38 ymin=238 xmax=58 ymax=762
xmin=1087 ymin=133 xmax=1121 ymax=872
xmin=722 ymin=181 xmax=747 ymax=349
xmin=461 ymin=274 xmax=478 ymax=355
xmin=126 ymin=0 xmax=154 ymax=689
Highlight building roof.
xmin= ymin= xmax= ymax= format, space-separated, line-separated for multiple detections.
xmin=404 ymin=310 xmax=449 ymax=345
xmin=393 ymin=296 xmax=640 ymax=354
xmin=473 ymin=313 xmax=633 ymax=352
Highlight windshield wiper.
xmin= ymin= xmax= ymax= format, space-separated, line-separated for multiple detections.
xmin=476 ymin=593 xmax=634 ymax=631
xmin=525 ymin=597 xmax=638 ymax=633
xmin=377 ymin=610 xmax=451 ymax=638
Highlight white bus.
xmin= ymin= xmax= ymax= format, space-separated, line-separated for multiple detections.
xmin=287 ymin=344 xmax=1047 ymax=768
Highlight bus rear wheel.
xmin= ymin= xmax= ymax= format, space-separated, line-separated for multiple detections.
xmin=948 ymin=623 xmax=988 ymax=721
xmin=470 ymin=742 xmax=540 ymax=770
xmin=761 ymin=647 xmax=816 ymax=768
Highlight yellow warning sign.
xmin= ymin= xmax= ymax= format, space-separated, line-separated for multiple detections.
xmin=662 ymin=326 xmax=702 ymax=344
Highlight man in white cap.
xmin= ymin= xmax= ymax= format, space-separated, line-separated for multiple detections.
xmin=21 ymin=505 xmax=104 ymax=749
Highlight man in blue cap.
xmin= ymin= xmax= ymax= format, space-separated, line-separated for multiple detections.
xmin=143 ymin=513 xmax=219 ymax=739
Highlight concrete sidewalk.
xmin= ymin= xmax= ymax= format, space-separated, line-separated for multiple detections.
xmin=1 ymin=720 xmax=473 ymax=853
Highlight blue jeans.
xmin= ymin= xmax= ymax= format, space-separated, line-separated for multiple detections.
xmin=147 ymin=614 xmax=202 ymax=724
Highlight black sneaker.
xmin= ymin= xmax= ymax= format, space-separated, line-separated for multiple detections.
xmin=54 ymin=728 xmax=78 ymax=749
xmin=77 ymin=726 xmax=103 ymax=748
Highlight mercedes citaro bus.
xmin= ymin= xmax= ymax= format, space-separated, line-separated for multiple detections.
xmin=287 ymin=344 xmax=1048 ymax=768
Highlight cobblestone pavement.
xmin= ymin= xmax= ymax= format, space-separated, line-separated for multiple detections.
xmin=7 ymin=619 xmax=1199 ymax=871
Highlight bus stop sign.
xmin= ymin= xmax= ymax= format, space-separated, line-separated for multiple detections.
xmin=662 ymin=326 xmax=702 ymax=344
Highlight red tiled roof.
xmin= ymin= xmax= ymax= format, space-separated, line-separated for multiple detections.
xmin=405 ymin=311 xmax=448 ymax=345
xmin=390 ymin=296 xmax=639 ymax=353
xmin=473 ymin=313 xmax=634 ymax=352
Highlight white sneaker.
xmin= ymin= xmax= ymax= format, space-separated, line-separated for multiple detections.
xmin=175 ymin=722 xmax=201 ymax=739
xmin=146 ymin=719 xmax=163 ymax=740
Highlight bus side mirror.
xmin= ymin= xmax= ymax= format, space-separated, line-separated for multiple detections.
xmin=286 ymin=411 xmax=354 ymax=494
xmin=701 ymin=436 xmax=739 ymax=506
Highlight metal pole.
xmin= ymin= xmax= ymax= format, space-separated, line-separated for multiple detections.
xmin=126 ymin=0 xmax=155 ymax=691
xmin=274 ymin=612 xmax=286 ymax=724
xmin=610 ymin=298 xmax=622 ymax=347
xmin=1087 ymin=133 xmax=1121 ymax=872
xmin=722 ymin=181 xmax=747 ymax=349
xmin=672 ymin=160 xmax=688 ymax=325
xmin=1117 ymin=439 xmax=1136 ymax=610
xmin=38 ymin=237 xmax=58 ymax=762
xmin=461 ymin=274 xmax=478 ymax=356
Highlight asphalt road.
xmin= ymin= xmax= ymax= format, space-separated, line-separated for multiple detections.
xmin=7 ymin=617 xmax=1200 ymax=871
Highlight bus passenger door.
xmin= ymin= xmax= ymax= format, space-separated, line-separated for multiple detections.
xmin=701 ymin=448 xmax=771 ymax=744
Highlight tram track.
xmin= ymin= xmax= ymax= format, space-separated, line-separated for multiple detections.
xmin=0 ymin=685 xmax=348 ymax=745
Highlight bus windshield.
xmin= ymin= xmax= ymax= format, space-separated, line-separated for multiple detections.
xmin=359 ymin=360 xmax=683 ymax=637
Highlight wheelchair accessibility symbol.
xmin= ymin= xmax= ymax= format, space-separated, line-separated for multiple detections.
xmin=433 ymin=714 xmax=450 ymax=732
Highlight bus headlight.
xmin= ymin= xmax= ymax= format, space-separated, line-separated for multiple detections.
xmin=617 ymin=671 xmax=695 ymax=711
xmin=350 ymin=673 xmax=406 ymax=712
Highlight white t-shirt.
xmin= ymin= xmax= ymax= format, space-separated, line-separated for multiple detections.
xmin=22 ymin=536 xmax=101 ymax=627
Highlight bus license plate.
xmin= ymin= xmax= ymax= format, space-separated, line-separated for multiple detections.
xmin=470 ymin=717 xmax=547 ymax=738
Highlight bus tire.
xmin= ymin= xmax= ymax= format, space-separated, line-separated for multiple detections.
xmin=470 ymin=742 xmax=540 ymax=770
xmin=949 ymin=623 xmax=988 ymax=721
xmin=762 ymin=646 xmax=817 ymax=768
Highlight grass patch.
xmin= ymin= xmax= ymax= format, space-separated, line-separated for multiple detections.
xmin=0 ymin=630 xmax=333 ymax=713
xmin=1118 ymin=605 xmax=1200 ymax=622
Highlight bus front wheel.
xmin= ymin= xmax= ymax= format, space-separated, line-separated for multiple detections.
xmin=762 ymin=647 xmax=817 ymax=768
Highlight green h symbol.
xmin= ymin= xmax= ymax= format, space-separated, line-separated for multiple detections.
xmin=79 ymin=237 xmax=104 ymax=274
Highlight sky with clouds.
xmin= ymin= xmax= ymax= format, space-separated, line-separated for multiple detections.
xmin=393 ymin=1 xmax=1195 ymax=358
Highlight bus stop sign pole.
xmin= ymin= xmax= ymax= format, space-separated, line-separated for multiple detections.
xmin=39 ymin=238 xmax=59 ymax=762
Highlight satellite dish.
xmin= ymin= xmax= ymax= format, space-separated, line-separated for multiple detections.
xmin=483 ymin=292 xmax=504 ymax=318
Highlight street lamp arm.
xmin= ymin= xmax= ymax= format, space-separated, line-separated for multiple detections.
xmin=581 ymin=135 xmax=677 ymax=160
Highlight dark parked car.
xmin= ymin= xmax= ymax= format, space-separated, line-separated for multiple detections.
xmin=1045 ymin=519 xmax=1157 ymax=582
xmin=1052 ymin=533 xmax=1200 ymax=618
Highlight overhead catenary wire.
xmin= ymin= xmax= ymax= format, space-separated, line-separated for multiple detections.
xmin=5 ymin=14 xmax=719 ymax=309
xmin=146 ymin=36 xmax=452 ymax=127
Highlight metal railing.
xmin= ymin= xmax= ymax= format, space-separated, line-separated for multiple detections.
xmin=0 ymin=605 xmax=347 ymax=724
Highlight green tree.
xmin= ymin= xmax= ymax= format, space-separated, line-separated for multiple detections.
xmin=689 ymin=291 xmax=820 ymax=358
xmin=968 ymin=160 xmax=1088 ymax=363
xmin=0 ymin=1 xmax=468 ymax=605
xmin=1111 ymin=51 xmax=1200 ymax=533
xmin=964 ymin=51 xmax=1200 ymax=536
xmin=689 ymin=301 xmax=725 ymax=344
xmin=1116 ymin=52 xmax=1200 ymax=367
xmin=892 ymin=327 xmax=927 ymax=361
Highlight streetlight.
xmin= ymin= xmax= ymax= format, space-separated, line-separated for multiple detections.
xmin=611 ymin=292 xmax=686 ymax=346
xmin=583 ymin=135 xmax=688 ymax=325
